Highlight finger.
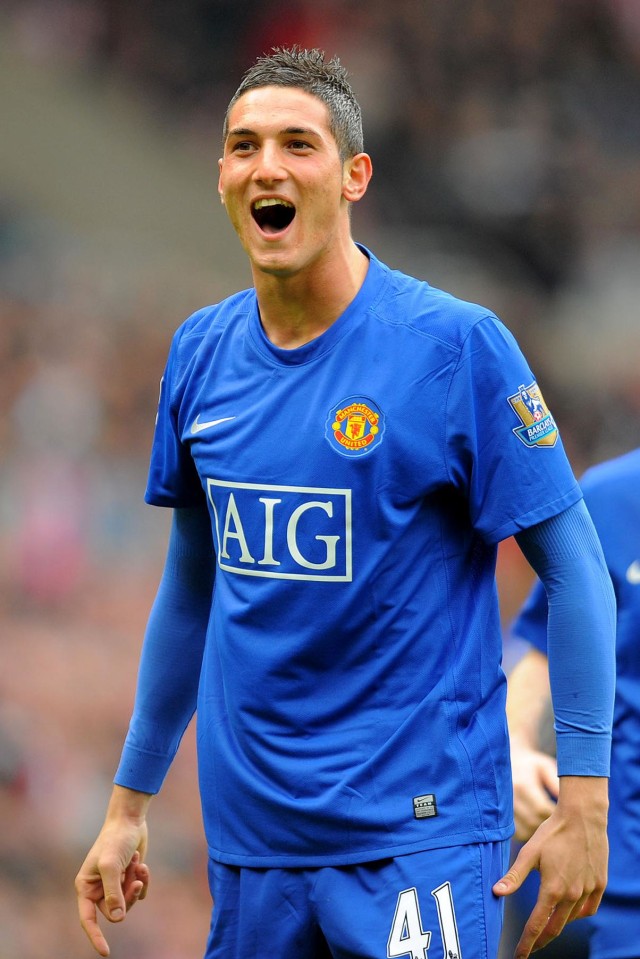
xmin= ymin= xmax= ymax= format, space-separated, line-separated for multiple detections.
xmin=570 ymin=886 xmax=604 ymax=921
xmin=78 ymin=896 xmax=111 ymax=958
xmin=124 ymin=879 xmax=144 ymax=911
xmin=522 ymin=900 xmax=574 ymax=954
xmin=513 ymin=898 xmax=560 ymax=959
xmin=122 ymin=852 xmax=140 ymax=897
xmin=135 ymin=861 xmax=151 ymax=902
xmin=514 ymin=884 xmax=595 ymax=959
xmin=122 ymin=852 xmax=150 ymax=906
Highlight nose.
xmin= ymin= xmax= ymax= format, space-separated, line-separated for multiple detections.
xmin=252 ymin=142 xmax=286 ymax=184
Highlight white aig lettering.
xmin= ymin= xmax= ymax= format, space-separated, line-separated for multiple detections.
xmin=207 ymin=478 xmax=352 ymax=582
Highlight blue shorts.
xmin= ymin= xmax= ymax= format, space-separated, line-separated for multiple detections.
xmin=204 ymin=841 xmax=509 ymax=959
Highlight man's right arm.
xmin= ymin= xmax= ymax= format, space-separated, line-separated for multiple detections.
xmin=75 ymin=505 xmax=215 ymax=955
xmin=113 ymin=504 xmax=215 ymax=794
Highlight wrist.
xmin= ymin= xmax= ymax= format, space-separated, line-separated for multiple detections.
xmin=557 ymin=775 xmax=609 ymax=818
xmin=106 ymin=784 xmax=153 ymax=825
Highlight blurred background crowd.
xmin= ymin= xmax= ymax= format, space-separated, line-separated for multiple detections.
xmin=1 ymin=1 xmax=639 ymax=956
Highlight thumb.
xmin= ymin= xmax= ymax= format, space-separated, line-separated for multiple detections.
xmin=106 ymin=895 xmax=125 ymax=922
xmin=493 ymin=844 xmax=537 ymax=898
xmin=102 ymin=864 xmax=127 ymax=922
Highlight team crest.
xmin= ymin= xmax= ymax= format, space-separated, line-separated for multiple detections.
xmin=325 ymin=396 xmax=385 ymax=457
xmin=508 ymin=382 xmax=558 ymax=448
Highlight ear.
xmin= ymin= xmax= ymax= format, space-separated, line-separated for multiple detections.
xmin=342 ymin=152 xmax=373 ymax=203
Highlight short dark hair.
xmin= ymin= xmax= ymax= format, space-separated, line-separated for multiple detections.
xmin=224 ymin=46 xmax=364 ymax=159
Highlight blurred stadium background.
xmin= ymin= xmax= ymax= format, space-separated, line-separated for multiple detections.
xmin=1 ymin=1 xmax=639 ymax=956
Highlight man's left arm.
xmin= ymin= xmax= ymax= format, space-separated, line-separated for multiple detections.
xmin=494 ymin=499 xmax=616 ymax=959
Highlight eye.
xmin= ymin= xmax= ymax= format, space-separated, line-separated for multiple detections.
xmin=230 ymin=140 xmax=256 ymax=154
xmin=287 ymin=140 xmax=313 ymax=152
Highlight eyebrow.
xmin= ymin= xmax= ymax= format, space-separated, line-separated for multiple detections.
xmin=226 ymin=126 xmax=321 ymax=139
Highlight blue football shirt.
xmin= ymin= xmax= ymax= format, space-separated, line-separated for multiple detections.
xmin=129 ymin=247 xmax=582 ymax=866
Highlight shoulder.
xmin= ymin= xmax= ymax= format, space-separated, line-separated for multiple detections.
xmin=369 ymin=251 xmax=504 ymax=351
xmin=160 ymin=288 xmax=255 ymax=396
xmin=175 ymin=288 xmax=254 ymax=343
xmin=169 ymin=288 xmax=255 ymax=366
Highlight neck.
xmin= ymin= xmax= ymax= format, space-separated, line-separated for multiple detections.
xmin=252 ymin=241 xmax=369 ymax=350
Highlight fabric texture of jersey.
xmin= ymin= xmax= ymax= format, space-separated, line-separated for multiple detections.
xmin=512 ymin=447 xmax=640 ymax=956
xmin=120 ymin=247 xmax=582 ymax=867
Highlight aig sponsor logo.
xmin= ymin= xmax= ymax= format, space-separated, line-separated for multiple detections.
xmin=207 ymin=479 xmax=352 ymax=582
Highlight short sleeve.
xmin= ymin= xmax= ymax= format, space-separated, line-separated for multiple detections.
xmin=445 ymin=314 xmax=581 ymax=543
xmin=145 ymin=326 xmax=204 ymax=508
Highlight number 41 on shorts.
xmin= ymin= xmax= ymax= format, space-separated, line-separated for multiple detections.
xmin=387 ymin=882 xmax=461 ymax=959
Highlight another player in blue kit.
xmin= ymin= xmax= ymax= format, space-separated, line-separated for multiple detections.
xmin=507 ymin=447 xmax=640 ymax=959
xmin=75 ymin=47 xmax=617 ymax=959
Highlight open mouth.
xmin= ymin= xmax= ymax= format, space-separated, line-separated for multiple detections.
xmin=252 ymin=198 xmax=296 ymax=234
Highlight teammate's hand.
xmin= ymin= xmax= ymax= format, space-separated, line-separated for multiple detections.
xmin=510 ymin=743 xmax=559 ymax=842
xmin=75 ymin=821 xmax=149 ymax=956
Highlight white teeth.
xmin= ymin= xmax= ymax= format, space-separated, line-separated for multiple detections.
xmin=254 ymin=198 xmax=294 ymax=209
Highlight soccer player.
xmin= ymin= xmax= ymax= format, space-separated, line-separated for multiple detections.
xmin=75 ymin=47 xmax=616 ymax=959
xmin=507 ymin=446 xmax=640 ymax=958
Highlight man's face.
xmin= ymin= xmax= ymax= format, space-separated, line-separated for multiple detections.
xmin=218 ymin=85 xmax=352 ymax=278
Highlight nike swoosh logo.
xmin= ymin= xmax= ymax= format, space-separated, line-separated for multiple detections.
xmin=190 ymin=415 xmax=236 ymax=435
xmin=626 ymin=560 xmax=640 ymax=585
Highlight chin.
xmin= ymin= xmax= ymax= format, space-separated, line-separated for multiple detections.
xmin=256 ymin=261 xmax=298 ymax=279
xmin=251 ymin=248 xmax=300 ymax=277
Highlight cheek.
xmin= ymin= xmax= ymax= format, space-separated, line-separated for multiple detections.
xmin=222 ymin=194 xmax=247 ymax=230
xmin=313 ymin=197 xmax=345 ymax=236
xmin=307 ymin=181 xmax=344 ymax=224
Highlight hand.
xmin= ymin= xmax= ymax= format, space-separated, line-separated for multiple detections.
xmin=494 ymin=776 xmax=608 ymax=959
xmin=75 ymin=819 xmax=150 ymax=956
xmin=510 ymin=742 xmax=559 ymax=842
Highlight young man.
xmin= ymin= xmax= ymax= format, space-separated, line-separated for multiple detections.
xmin=507 ymin=447 xmax=640 ymax=959
xmin=75 ymin=48 xmax=616 ymax=959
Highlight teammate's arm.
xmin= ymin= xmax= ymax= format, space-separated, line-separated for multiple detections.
xmin=493 ymin=499 xmax=616 ymax=959
xmin=507 ymin=647 xmax=558 ymax=841
xmin=75 ymin=505 xmax=214 ymax=956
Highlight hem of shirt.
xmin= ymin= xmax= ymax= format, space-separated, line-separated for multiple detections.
xmin=206 ymin=824 xmax=513 ymax=868
xmin=144 ymin=489 xmax=204 ymax=508
xmin=486 ymin=484 xmax=582 ymax=545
